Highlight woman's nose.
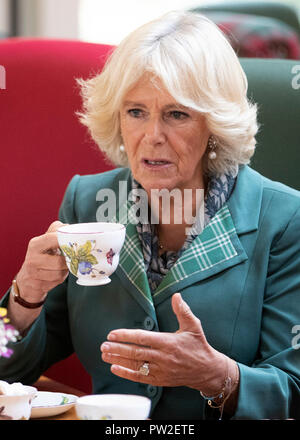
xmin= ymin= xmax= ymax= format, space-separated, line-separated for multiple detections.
xmin=144 ymin=116 xmax=167 ymax=145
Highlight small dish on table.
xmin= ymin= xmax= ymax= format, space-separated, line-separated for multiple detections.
xmin=31 ymin=391 xmax=78 ymax=418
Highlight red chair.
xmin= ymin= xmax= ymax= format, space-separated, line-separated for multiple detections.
xmin=0 ymin=38 xmax=115 ymax=393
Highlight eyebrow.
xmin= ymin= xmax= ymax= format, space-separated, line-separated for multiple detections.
xmin=122 ymin=101 xmax=190 ymax=111
xmin=122 ymin=101 xmax=148 ymax=109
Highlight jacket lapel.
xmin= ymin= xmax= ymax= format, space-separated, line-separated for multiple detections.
xmin=152 ymin=166 xmax=264 ymax=305
xmin=152 ymin=204 xmax=248 ymax=304
xmin=111 ymin=197 xmax=156 ymax=318
xmin=111 ymin=165 xmax=263 ymax=311
xmin=227 ymin=166 xmax=263 ymax=235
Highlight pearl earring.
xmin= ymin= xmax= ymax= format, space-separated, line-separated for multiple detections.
xmin=208 ymin=136 xmax=217 ymax=160
xmin=120 ymin=145 xmax=125 ymax=152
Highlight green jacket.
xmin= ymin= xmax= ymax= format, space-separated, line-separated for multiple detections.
xmin=1 ymin=165 xmax=300 ymax=419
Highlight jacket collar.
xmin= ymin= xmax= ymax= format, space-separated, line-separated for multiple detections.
xmin=112 ymin=166 xmax=263 ymax=312
xmin=227 ymin=165 xmax=263 ymax=235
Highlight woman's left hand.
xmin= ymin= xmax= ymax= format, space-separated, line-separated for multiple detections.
xmin=100 ymin=293 xmax=227 ymax=393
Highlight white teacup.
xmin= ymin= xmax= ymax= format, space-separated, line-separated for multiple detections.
xmin=75 ymin=394 xmax=151 ymax=420
xmin=57 ymin=222 xmax=126 ymax=286
xmin=0 ymin=386 xmax=37 ymax=420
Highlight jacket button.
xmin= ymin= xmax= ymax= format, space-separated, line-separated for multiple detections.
xmin=143 ymin=316 xmax=155 ymax=330
xmin=146 ymin=385 xmax=158 ymax=398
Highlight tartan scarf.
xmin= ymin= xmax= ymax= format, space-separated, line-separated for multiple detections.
xmin=132 ymin=169 xmax=238 ymax=293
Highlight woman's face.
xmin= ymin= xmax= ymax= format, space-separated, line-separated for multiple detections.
xmin=120 ymin=75 xmax=210 ymax=194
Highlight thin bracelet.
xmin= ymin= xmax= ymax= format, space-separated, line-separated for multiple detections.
xmin=200 ymin=377 xmax=232 ymax=408
xmin=200 ymin=358 xmax=237 ymax=418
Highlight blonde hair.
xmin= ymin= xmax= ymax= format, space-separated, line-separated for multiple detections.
xmin=78 ymin=10 xmax=258 ymax=176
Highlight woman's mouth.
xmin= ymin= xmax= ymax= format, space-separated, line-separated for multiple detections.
xmin=143 ymin=158 xmax=172 ymax=169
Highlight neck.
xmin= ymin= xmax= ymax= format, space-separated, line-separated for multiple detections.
xmin=156 ymin=222 xmax=188 ymax=254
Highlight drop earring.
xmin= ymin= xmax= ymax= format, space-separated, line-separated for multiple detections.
xmin=119 ymin=145 xmax=125 ymax=152
xmin=208 ymin=136 xmax=217 ymax=160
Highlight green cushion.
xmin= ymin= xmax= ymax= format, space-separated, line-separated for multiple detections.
xmin=240 ymin=58 xmax=300 ymax=190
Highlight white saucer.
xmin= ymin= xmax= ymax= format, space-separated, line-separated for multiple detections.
xmin=31 ymin=391 xmax=78 ymax=418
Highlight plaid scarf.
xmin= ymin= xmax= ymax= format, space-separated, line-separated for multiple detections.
xmin=133 ymin=169 xmax=238 ymax=293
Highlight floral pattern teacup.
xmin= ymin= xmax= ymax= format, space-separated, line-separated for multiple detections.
xmin=57 ymin=222 xmax=126 ymax=286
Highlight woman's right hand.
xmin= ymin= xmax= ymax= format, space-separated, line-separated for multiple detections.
xmin=15 ymin=221 xmax=69 ymax=304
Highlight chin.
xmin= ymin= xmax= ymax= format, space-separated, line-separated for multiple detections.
xmin=133 ymin=169 xmax=181 ymax=192
xmin=143 ymin=180 xmax=179 ymax=193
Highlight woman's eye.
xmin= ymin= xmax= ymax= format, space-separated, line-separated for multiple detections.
xmin=128 ymin=109 xmax=143 ymax=118
xmin=167 ymin=110 xmax=189 ymax=120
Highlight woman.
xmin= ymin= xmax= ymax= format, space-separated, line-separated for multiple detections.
xmin=1 ymin=11 xmax=300 ymax=419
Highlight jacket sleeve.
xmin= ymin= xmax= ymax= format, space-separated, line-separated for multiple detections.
xmin=233 ymin=205 xmax=300 ymax=419
xmin=0 ymin=175 xmax=81 ymax=385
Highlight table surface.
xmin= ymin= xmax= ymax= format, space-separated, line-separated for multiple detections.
xmin=32 ymin=375 xmax=87 ymax=420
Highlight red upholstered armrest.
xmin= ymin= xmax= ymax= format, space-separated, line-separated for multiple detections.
xmin=0 ymin=39 xmax=115 ymax=393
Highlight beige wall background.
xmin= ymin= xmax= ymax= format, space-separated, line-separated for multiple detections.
xmin=78 ymin=0 xmax=211 ymax=44
xmin=0 ymin=0 xmax=9 ymax=36
xmin=15 ymin=0 xmax=79 ymax=38
xmin=1 ymin=0 xmax=299 ymax=43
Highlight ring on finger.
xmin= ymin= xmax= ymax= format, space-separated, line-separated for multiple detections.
xmin=139 ymin=362 xmax=150 ymax=376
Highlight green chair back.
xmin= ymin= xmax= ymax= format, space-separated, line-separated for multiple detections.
xmin=192 ymin=1 xmax=300 ymax=36
xmin=240 ymin=58 xmax=300 ymax=190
